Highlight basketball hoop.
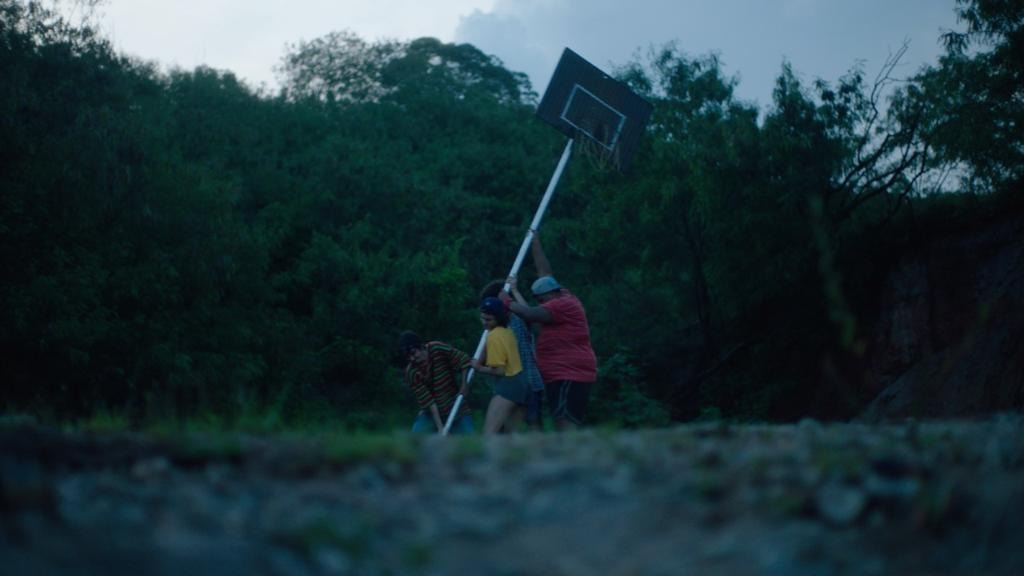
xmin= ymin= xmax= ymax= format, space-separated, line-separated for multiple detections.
xmin=536 ymin=48 xmax=652 ymax=172
xmin=575 ymin=133 xmax=621 ymax=173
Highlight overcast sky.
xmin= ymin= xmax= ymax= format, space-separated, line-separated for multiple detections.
xmin=82 ymin=0 xmax=960 ymax=108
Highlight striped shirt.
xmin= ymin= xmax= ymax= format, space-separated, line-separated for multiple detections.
xmin=404 ymin=341 xmax=471 ymax=420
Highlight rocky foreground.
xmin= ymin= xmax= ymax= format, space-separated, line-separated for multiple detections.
xmin=1 ymin=416 xmax=1022 ymax=575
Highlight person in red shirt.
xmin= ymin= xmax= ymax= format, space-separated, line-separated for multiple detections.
xmin=504 ymin=234 xmax=597 ymax=430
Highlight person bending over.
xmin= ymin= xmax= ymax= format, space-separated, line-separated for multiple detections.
xmin=399 ymin=331 xmax=473 ymax=434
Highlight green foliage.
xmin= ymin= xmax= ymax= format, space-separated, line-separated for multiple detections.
xmin=324 ymin=432 xmax=420 ymax=466
xmin=589 ymin=351 xmax=670 ymax=428
xmin=280 ymin=32 xmax=534 ymax=106
xmin=914 ymin=0 xmax=1024 ymax=192
xmin=0 ymin=1 xmax=559 ymax=429
xmin=0 ymin=1 xmax=1013 ymax=429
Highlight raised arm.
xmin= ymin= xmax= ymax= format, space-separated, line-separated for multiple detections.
xmin=508 ymin=300 xmax=553 ymax=325
xmin=501 ymin=274 xmax=553 ymax=324
xmin=506 ymin=276 xmax=529 ymax=306
xmin=531 ymin=234 xmax=553 ymax=277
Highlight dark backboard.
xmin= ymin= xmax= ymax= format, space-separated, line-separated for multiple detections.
xmin=536 ymin=48 xmax=652 ymax=171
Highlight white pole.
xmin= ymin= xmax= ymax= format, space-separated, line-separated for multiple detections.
xmin=442 ymin=138 xmax=574 ymax=435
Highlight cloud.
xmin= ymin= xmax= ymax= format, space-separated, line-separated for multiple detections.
xmin=90 ymin=0 xmax=500 ymax=90
xmin=84 ymin=0 xmax=958 ymax=104
xmin=455 ymin=9 xmax=551 ymax=93
xmin=453 ymin=0 xmax=958 ymax=107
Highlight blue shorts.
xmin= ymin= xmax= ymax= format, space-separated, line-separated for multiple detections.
xmin=491 ymin=370 xmax=529 ymax=405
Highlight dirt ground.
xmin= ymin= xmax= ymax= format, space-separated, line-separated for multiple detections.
xmin=1 ymin=415 xmax=1022 ymax=575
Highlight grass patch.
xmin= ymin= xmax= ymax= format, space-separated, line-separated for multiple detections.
xmin=447 ymin=435 xmax=485 ymax=464
xmin=274 ymin=517 xmax=372 ymax=561
xmin=71 ymin=410 xmax=131 ymax=433
xmin=402 ymin=540 xmax=434 ymax=570
xmin=694 ymin=470 xmax=729 ymax=501
xmin=323 ymin=432 xmax=420 ymax=466
xmin=811 ymin=447 xmax=865 ymax=481
xmin=140 ymin=422 xmax=245 ymax=465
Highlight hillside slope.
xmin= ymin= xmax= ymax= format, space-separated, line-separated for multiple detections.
xmin=863 ymin=211 xmax=1024 ymax=419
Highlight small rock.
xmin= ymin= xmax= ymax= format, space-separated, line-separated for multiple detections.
xmin=864 ymin=473 xmax=919 ymax=502
xmin=131 ymin=456 xmax=170 ymax=480
xmin=316 ymin=547 xmax=352 ymax=573
xmin=816 ymin=481 xmax=867 ymax=526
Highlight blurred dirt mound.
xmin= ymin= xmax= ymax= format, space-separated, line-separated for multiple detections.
xmin=1 ymin=417 xmax=1022 ymax=575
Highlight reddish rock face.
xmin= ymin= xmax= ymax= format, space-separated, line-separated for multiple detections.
xmin=863 ymin=216 xmax=1024 ymax=419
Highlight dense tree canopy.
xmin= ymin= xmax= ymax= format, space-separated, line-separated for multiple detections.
xmin=913 ymin=0 xmax=1024 ymax=192
xmin=0 ymin=0 xmax=1018 ymax=429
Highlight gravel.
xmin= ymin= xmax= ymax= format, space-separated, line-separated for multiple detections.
xmin=1 ymin=415 xmax=1022 ymax=575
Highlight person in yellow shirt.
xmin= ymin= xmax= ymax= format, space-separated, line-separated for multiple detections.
xmin=473 ymin=297 xmax=529 ymax=434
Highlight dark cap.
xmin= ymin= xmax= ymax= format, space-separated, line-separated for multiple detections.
xmin=398 ymin=331 xmax=422 ymax=355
